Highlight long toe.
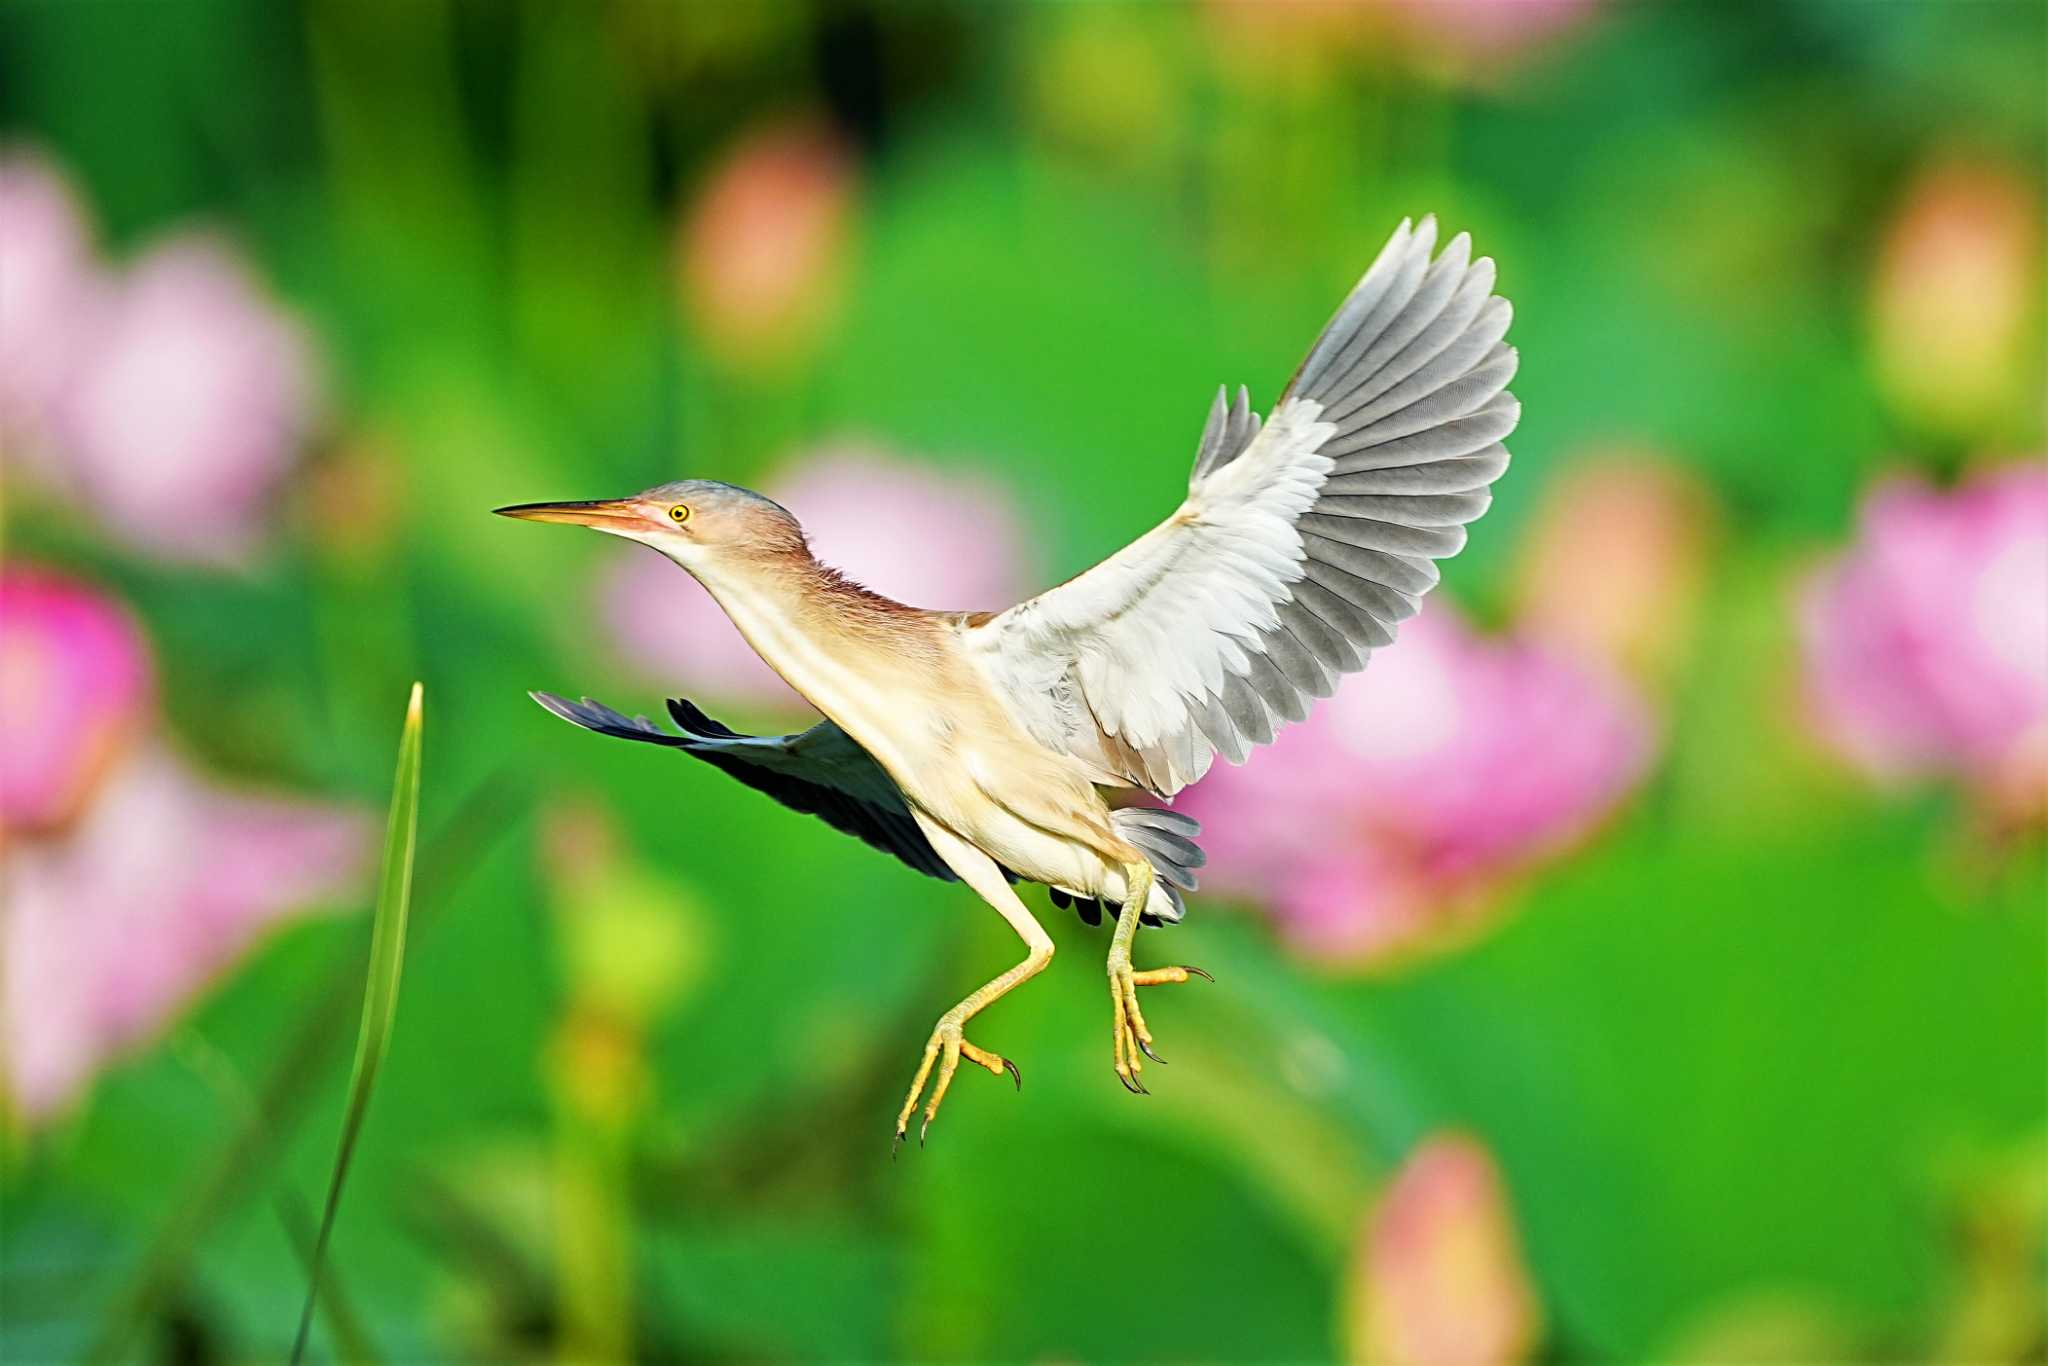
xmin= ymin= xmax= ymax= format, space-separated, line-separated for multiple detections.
xmin=1107 ymin=959 xmax=1205 ymax=1095
xmin=894 ymin=1021 xmax=1022 ymax=1151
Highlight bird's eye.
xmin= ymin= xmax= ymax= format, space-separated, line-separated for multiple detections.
xmin=668 ymin=504 xmax=691 ymax=524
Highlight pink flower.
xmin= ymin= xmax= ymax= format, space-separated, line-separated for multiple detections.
xmin=0 ymin=566 xmax=154 ymax=836
xmin=0 ymin=564 xmax=369 ymax=1123
xmin=1182 ymin=600 xmax=1653 ymax=964
xmin=0 ymin=148 xmax=105 ymax=469
xmin=0 ymin=148 xmax=323 ymax=567
xmin=677 ymin=119 xmax=857 ymax=373
xmin=600 ymin=444 xmax=1032 ymax=713
xmin=1798 ymin=463 xmax=2048 ymax=805
xmin=1871 ymin=158 xmax=2042 ymax=438
xmin=1347 ymin=1133 xmax=1542 ymax=1365
xmin=53 ymin=234 xmax=321 ymax=567
xmin=1514 ymin=450 xmax=1716 ymax=686
xmin=2 ymin=743 xmax=369 ymax=1122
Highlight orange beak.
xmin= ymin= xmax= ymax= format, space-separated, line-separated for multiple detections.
xmin=493 ymin=498 xmax=651 ymax=533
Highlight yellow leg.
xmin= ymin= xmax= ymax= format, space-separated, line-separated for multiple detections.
xmin=895 ymin=813 xmax=1056 ymax=1152
xmin=1106 ymin=861 xmax=1211 ymax=1093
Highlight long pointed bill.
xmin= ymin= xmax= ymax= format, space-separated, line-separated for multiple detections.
xmin=492 ymin=498 xmax=650 ymax=532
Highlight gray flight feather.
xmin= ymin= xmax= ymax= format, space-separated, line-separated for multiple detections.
xmin=1292 ymin=578 xmax=1396 ymax=650
xmin=1192 ymin=383 xmax=1266 ymax=480
xmin=1302 ymin=559 xmax=1419 ymax=626
xmin=1321 ymin=446 xmax=1508 ymax=496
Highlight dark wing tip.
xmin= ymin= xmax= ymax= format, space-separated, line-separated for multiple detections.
xmin=531 ymin=690 xmax=681 ymax=743
xmin=666 ymin=697 xmax=748 ymax=740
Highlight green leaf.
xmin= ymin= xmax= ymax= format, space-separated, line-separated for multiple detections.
xmin=291 ymin=682 xmax=423 ymax=1366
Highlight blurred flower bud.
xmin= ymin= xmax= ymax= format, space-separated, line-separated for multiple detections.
xmin=53 ymin=234 xmax=322 ymax=567
xmin=677 ymin=118 xmax=856 ymax=375
xmin=2 ymin=744 xmax=368 ymax=1123
xmin=1933 ymin=1135 xmax=2048 ymax=1364
xmin=601 ymin=443 xmax=1032 ymax=714
xmin=540 ymin=797 xmax=703 ymax=1026
xmin=0 ymin=147 xmax=105 ymax=478
xmin=1347 ymin=1133 xmax=1541 ymax=1365
xmin=1200 ymin=0 xmax=1377 ymax=69
xmin=1514 ymin=450 xmax=1716 ymax=687
xmin=1662 ymin=1296 xmax=1856 ymax=1365
xmin=1379 ymin=0 xmax=1602 ymax=72
xmin=1027 ymin=8 xmax=1177 ymax=170
xmin=1871 ymin=157 xmax=2042 ymax=440
xmin=299 ymin=432 xmax=407 ymax=571
xmin=0 ymin=565 xmax=153 ymax=838
xmin=1797 ymin=463 xmax=2047 ymax=820
xmin=1183 ymin=600 xmax=1653 ymax=965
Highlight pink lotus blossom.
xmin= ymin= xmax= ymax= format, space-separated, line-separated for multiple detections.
xmin=2 ymin=744 xmax=369 ymax=1121
xmin=1798 ymin=463 xmax=2048 ymax=808
xmin=0 ymin=150 xmax=322 ymax=566
xmin=53 ymin=234 xmax=321 ymax=567
xmin=1871 ymin=158 xmax=2042 ymax=438
xmin=0 ymin=148 xmax=104 ymax=472
xmin=1181 ymin=600 xmax=1652 ymax=964
xmin=600 ymin=444 xmax=1032 ymax=713
xmin=677 ymin=119 xmax=856 ymax=373
xmin=1514 ymin=451 xmax=1716 ymax=686
xmin=0 ymin=565 xmax=154 ymax=836
xmin=0 ymin=565 xmax=368 ymax=1122
xmin=1347 ymin=1133 xmax=1542 ymax=1365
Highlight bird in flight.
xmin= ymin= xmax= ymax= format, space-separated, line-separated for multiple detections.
xmin=499 ymin=216 xmax=1517 ymax=1148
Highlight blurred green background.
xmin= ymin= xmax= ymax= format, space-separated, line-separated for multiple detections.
xmin=2 ymin=1 xmax=2043 ymax=1362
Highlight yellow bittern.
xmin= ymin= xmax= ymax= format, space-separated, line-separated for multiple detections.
xmin=498 ymin=217 xmax=1517 ymax=1147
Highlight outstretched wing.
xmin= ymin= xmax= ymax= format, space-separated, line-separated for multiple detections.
xmin=532 ymin=693 xmax=1208 ymax=927
xmin=969 ymin=215 xmax=1517 ymax=796
xmin=532 ymin=692 xmax=958 ymax=881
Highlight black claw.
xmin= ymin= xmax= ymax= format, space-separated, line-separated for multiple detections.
xmin=1137 ymin=1037 xmax=1166 ymax=1064
xmin=891 ymin=1129 xmax=906 ymax=1160
xmin=1003 ymin=1057 xmax=1023 ymax=1091
xmin=1133 ymin=1073 xmax=1151 ymax=1095
xmin=1184 ymin=965 xmax=1215 ymax=982
xmin=1116 ymin=1067 xmax=1143 ymax=1095
xmin=919 ymin=1117 xmax=931 ymax=1148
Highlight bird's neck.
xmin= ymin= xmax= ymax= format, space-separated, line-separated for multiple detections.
xmin=680 ymin=547 xmax=933 ymax=747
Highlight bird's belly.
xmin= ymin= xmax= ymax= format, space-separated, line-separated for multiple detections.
xmin=962 ymin=808 xmax=1123 ymax=896
xmin=900 ymin=735 xmax=1139 ymax=900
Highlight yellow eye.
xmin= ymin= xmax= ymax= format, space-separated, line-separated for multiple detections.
xmin=668 ymin=504 xmax=691 ymax=524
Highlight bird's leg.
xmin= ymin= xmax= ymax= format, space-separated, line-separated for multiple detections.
xmin=1106 ymin=860 xmax=1209 ymax=1093
xmin=895 ymin=812 xmax=1055 ymax=1151
xmin=893 ymin=947 xmax=1044 ymax=1149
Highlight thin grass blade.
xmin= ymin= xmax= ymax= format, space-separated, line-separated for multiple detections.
xmin=291 ymin=682 xmax=424 ymax=1366
xmin=278 ymin=1192 xmax=379 ymax=1366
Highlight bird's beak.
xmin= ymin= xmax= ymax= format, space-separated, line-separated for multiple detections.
xmin=493 ymin=498 xmax=650 ymax=533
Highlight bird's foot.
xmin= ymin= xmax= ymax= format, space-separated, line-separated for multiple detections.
xmin=893 ymin=1011 xmax=1020 ymax=1153
xmin=1107 ymin=951 xmax=1212 ymax=1093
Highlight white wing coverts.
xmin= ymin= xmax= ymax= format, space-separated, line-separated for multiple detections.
xmin=970 ymin=216 xmax=1518 ymax=796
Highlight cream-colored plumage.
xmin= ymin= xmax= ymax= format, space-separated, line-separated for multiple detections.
xmin=499 ymin=214 xmax=1519 ymax=1143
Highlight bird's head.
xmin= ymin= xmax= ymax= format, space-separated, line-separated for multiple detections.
xmin=494 ymin=479 xmax=805 ymax=568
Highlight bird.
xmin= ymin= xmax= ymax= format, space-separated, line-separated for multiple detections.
xmin=498 ymin=215 xmax=1518 ymax=1148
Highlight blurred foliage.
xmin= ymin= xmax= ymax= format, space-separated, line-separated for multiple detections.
xmin=2 ymin=1 xmax=2043 ymax=1362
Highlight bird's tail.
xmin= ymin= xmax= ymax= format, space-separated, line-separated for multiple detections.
xmin=1049 ymin=805 xmax=1204 ymax=927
